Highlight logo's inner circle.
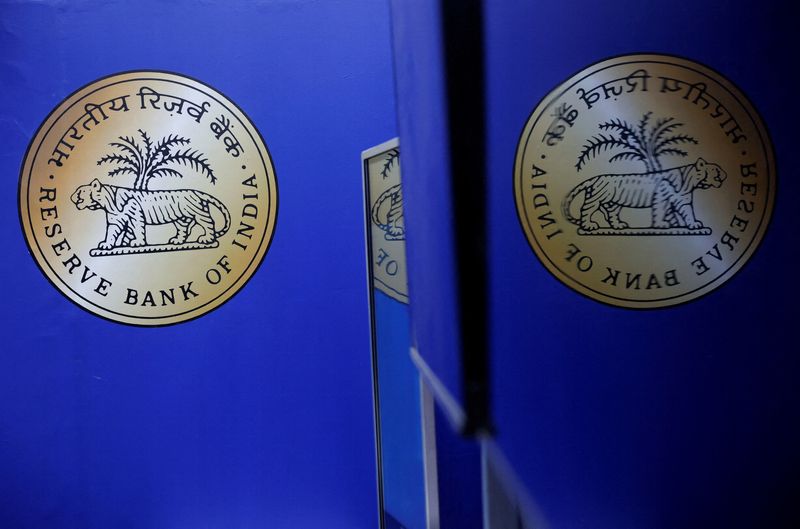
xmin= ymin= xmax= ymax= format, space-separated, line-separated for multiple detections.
xmin=19 ymin=72 xmax=278 ymax=325
xmin=514 ymin=55 xmax=774 ymax=309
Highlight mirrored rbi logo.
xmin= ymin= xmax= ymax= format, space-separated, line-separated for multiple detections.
xmin=514 ymin=54 xmax=775 ymax=308
xmin=364 ymin=143 xmax=408 ymax=304
xmin=19 ymin=71 xmax=278 ymax=325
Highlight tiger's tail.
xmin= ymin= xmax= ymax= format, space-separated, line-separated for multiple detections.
xmin=369 ymin=195 xmax=387 ymax=231
xmin=370 ymin=185 xmax=400 ymax=232
xmin=204 ymin=193 xmax=231 ymax=237
xmin=561 ymin=177 xmax=595 ymax=226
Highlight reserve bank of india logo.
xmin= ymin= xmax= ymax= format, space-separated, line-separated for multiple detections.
xmin=364 ymin=142 xmax=408 ymax=303
xmin=19 ymin=71 xmax=278 ymax=325
xmin=514 ymin=54 xmax=774 ymax=308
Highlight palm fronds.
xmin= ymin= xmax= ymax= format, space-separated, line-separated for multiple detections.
xmin=381 ymin=149 xmax=399 ymax=179
xmin=149 ymin=167 xmax=184 ymax=179
xmin=576 ymin=112 xmax=698 ymax=172
xmin=576 ymin=132 xmax=649 ymax=171
xmin=160 ymin=149 xmax=215 ymax=184
xmin=97 ymin=130 xmax=215 ymax=190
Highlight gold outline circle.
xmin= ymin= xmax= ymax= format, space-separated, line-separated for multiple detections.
xmin=513 ymin=54 xmax=775 ymax=309
xmin=18 ymin=70 xmax=279 ymax=326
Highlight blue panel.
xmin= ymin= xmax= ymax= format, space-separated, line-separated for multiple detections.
xmin=388 ymin=0 xmax=464 ymax=419
xmin=373 ymin=291 xmax=427 ymax=529
xmin=433 ymin=405 xmax=483 ymax=529
xmin=486 ymin=1 xmax=798 ymax=528
xmin=0 ymin=1 xmax=396 ymax=527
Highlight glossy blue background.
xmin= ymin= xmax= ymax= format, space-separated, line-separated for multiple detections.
xmin=0 ymin=1 xmax=396 ymax=527
xmin=390 ymin=0 xmax=798 ymax=527
xmin=388 ymin=0 xmax=465 ymax=421
xmin=485 ymin=1 xmax=798 ymax=528
xmin=433 ymin=405 xmax=482 ymax=529
xmin=373 ymin=290 xmax=426 ymax=529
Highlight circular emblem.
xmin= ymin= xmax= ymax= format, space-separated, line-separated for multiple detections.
xmin=19 ymin=71 xmax=278 ymax=325
xmin=365 ymin=145 xmax=408 ymax=303
xmin=514 ymin=54 xmax=774 ymax=308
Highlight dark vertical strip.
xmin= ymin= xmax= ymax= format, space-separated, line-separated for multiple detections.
xmin=364 ymin=160 xmax=387 ymax=529
xmin=440 ymin=0 xmax=491 ymax=434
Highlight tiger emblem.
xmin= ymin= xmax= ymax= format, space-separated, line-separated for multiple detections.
xmin=562 ymin=158 xmax=726 ymax=231
xmin=371 ymin=183 xmax=404 ymax=241
xmin=71 ymin=178 xmax=231 ymax=250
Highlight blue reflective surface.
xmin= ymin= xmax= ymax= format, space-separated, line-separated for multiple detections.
xmin=388 ymin=0 xmax=465 ymax=418
xmin=373 ymin=291 xmax=426 ymax=529
xmin=486 ymin=1 xmax=799 ymax=527
xmin=434 ymin=405 xmax=482 ymax=529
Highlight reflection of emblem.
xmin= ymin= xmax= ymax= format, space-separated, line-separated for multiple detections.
xmin=19 ymin=71 xmax=278 ymax=325
xmin=514 ymin=54 xmax=775 ymax=308
xmin=371 ymin=183 xmax=404 ymax=241
xmin=565 ymin=112 xmax=727 ymax=235
xmin=363 ymin=142 xmax=408 ymax=303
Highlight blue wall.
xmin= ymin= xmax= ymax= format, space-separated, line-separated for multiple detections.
xmin=388 ymin=0 xmax=465 ymax=420
xmin=0 ymin=1 xmax=396 ymax=527
xmin=434 ymin=405 xmax=483 ymax=529
xmin=486 ymin=1 xmax=799 ymax=528
xmin=373 ymin=291 xmax=427 ymax=529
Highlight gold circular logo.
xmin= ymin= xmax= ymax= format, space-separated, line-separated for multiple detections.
xmin=19 ymin=71 xmax=278 ymax=325
xmin=514 ymin=54 xmax=774 ymax=308
xmin=365 ymin=145 xmax=408 ymax=304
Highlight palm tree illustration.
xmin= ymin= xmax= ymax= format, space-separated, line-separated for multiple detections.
xmin=576 ymin=112 xmax=698 ymax=173
xmin=97 ymin=129 xmax=215 ymax=190
xmin=380 ymin=148 xmax=399 ymax=179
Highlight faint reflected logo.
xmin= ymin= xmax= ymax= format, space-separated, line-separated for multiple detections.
xmin=514 ymin=54 xmax=774 ymax=308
